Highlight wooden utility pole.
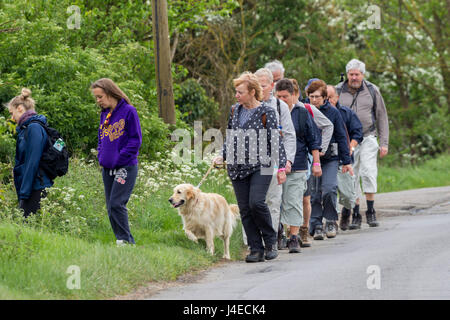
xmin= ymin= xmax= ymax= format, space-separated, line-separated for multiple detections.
xmin=152 ymin=0 xmax=175 ymax=125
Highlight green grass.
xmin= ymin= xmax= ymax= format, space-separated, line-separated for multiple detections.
xmin=0 ymin=155 xmax=243 ymax=299
xmin=378 ymin=153 xmax=450 ymax=193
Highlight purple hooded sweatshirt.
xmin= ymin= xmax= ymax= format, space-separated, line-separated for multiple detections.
xmin=97 ymin=98 xmax=142 ymax=169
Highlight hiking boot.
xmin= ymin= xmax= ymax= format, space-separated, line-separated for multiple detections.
xmin=246 ymin=251 xmax=265 ymax=263
xmin=366 ymin=209 xmax=380 ymax=227
xmin=349 ymin=213 xmax=362 ymax=230
xmin=299 ymin=226 xmax=312 ymax=247
xmin=313 ymin=226 xmax=324 ymax=240
xmin=287 ymin=235 xmax=301 ymax=253
xmin=340 ymin=208 xmax=351 ymax=231
xmin=264 ymin=245 xmax=279 ymax=260
xmin=277 ymin=234 xmax=288 ymax=250
xmin=325 ymin=220 xmax=337 ymax=238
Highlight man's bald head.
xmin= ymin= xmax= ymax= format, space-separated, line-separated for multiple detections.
xmin=327 ymin=85 xmax=339 ymax=107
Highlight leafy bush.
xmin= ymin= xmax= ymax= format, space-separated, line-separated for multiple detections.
xmin=175 ymin=78 xmax=220 ymax=128
xmin=0 ymin=19 xmax=174 ymax=158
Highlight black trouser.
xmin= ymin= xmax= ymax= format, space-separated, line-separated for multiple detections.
xmin=20 ymin=189 xmax=47 ymax=218
xmin=102 ymin=166 xmax=138 ymax=244
xmin=231 ymin=170 xmax=275 ymax=253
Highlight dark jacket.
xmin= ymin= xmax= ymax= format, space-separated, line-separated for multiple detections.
xmin=319 ymin=101 xmax=351 ymax=165
xmin=97 ymin=98 xmax=142 ymax=169
xmin=223 ymin=104 xmax=287 ymax=180
xmin=14 ymin=115 xmax=53 ymax=200
xmin=290 ymin=105 xmax=321 ymax=171
xmin=336 ymin=103 xmax=363 ymax=144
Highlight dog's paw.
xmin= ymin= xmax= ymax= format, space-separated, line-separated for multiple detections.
xmin=185 ymin=231 xmax=198 ymax=243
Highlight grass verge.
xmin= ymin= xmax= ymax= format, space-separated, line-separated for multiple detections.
xmin=378 ymin=152 xmax=450 ymax=193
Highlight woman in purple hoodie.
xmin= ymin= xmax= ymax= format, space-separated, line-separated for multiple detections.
xmin=91 ymin=78 xmax=142 ymax=246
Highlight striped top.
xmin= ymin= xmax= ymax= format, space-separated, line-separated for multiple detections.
xmin=238 ymin=106 xmax=259 ymax=127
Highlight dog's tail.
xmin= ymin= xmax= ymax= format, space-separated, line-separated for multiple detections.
xmin=229 ymin=204 xmax=240 ymax=220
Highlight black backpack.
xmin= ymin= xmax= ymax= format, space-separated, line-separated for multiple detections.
xmin=25 ymin=120 xmax=69 ymax=180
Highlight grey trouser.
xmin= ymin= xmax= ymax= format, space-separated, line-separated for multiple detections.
xmin=310 ymin=160 xmax=339 ymax=232
xmin=337 ymin=165 xmax=357 ymax=210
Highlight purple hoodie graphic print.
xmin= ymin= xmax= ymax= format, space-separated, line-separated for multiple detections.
xmin=97 ymin=99 xmax=142 ymax=169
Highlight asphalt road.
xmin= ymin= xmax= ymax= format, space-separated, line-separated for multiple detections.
xmin=143 ymin=186 xmax=450 ymax=300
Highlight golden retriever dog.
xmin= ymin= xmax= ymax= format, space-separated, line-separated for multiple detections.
xmin=169 ymin=184 xmax=240 ymax=260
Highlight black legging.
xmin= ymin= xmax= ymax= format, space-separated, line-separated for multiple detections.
xmin=20 ymin=189 xmax=47 ymax=218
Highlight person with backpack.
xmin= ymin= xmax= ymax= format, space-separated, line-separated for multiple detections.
xmin=213 ymin=72 xmax=287 ymax=263
xmin=254 ymin=68 xmax=296 ymax=252
xmin=8 ymin=88 xmax=53 ymax=218
xmin=91 ymin=78 xmax=142 ymax=246
xmin=327 ymin=85 xmax=363 ymax=231
xmin=275 ymin=79 xmax=322 ymax=253
xmin=336 ymin=59 xmax=389 ymax=228
xmin=291 ymin=78 xmax=333 ymax=247
xmin=306 ymin=80 xmax=353 ymax=240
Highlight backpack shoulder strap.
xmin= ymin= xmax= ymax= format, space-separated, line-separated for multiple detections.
xmin=364 ymin=80 xmax=378 ymax=130
xmin=364 ymin=81 xmax=377 ymax=110
xmin=336 ymin=82 xmax=344 ymax=96
xmin=24 ymin=120 xmax=48 ymax=141
xmin=304 ymin=103 xmax=314 ymax=118
xmin=296 ymin=107 xmax=308 ymax=139
xmin=230 ymin=104 xmax=236 ymax=117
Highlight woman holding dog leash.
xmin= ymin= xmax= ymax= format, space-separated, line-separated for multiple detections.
xmin=214 ymin=72 xmax=287 ymax=263
xmin=92 ymin=78 xmax=142 ymax=246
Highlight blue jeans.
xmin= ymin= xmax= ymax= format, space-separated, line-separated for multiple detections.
xmin=102 ymin=165 xmax=138 ymax=244
xmin=231 ymin=170 xmax=275 ymax=253
xmin=310 ymin=160 xmax=339 ymax=232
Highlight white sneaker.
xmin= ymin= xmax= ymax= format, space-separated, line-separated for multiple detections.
xmin=116 ymin=240 xmax=127 ymax=247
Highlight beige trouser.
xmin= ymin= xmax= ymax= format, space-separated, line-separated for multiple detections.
xmin=353 ymin=135 xmax=379 ymax=198
xmin=281 ymin=171 xmax=308 ymax=226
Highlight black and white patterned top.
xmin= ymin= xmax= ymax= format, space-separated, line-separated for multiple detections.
xmin=238 ymin=106 xmax=258 ymax=127
xmin=222 ymin=103 xmax=287 ymax=180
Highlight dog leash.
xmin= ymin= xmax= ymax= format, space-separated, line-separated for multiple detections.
xmin=196 ymin=160 xmax=226 ymax=188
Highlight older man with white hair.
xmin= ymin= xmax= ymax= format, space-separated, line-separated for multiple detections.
xmin=253 ymin=67 xmax=296 ymax=251
xmin=336 ymin=59 xmax=389 ymax=228
xmin=264 ymin=60 xmax=285 ymax=83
